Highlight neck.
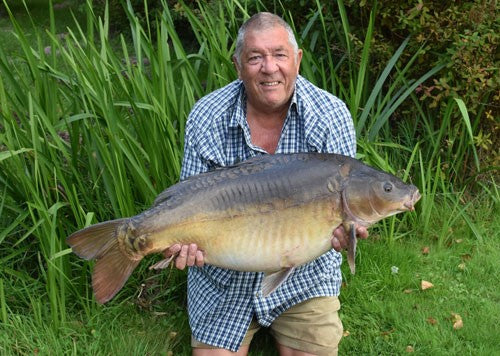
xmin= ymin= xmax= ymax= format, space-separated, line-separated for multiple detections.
xmin=247 ymin=106 xmax=287 ymax=128
xmin=247 ymin=97 xmax=290 ymax=119
xmin=246 ymin=105 xmax=288 ymax=154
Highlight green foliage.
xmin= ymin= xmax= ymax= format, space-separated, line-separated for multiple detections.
xmin=84 ymin=0 xmax=163 ymax=34
xmin=0 ymin=0 xmax=195 ymax=329
xmin=0 ymin=302 xmax=189 ymax=354
xmin=343 ymin=0 xmax=499 ymax=168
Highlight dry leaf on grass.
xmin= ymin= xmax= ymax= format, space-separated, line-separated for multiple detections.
xmin=451 ymin=313 xmax=464 ymax=329
xmin=406 ymin=345 xmax=414 ymax=352
xmin=421 ymin=246 xmax=430 ymax=255
xmin=453 ymin=319 xmax=464 ymax=329
xmin=343 ymin=330 xmax=350 ymax=337
xmin=461 ymin=253 xmax=472 ymax=261
xmin=421 ymin=280 xmax=434 ymax=290
xmin=380 ymin=328 xmax=395 ymax=336
xmin=426 ymin=317 xmax=438 ymax=325
xmin=168 ymin=331 xmax=178 ymax=340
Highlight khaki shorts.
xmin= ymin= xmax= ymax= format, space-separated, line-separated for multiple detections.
xmin=192 ymin=296 xmax=343 ymax=355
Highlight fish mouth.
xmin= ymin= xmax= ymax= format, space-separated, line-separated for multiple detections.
xmin=403 ymin=189 xmax=421 ymax=211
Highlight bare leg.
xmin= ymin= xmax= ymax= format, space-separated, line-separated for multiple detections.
xmin=192 ymin=345 xmax=250 ymax=356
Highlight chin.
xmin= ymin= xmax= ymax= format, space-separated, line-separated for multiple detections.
xmin=263 ymin=95 xmax=287 ymax=105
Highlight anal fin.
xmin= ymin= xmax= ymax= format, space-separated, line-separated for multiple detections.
xmin=262 ymin=267 xmax=294 ymax=297
xmin=149 ymin=254 xmax=176 ymax=270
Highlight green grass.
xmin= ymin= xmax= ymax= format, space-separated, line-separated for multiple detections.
xmin=340 ymin=200 xmax=500 ymax=355
xmin=0 ymin=303 xmax=189 ymax=354
xmin=0 ymin=1 xmax=82 ymax=57
xmin=0 ymin=0 xmax=498 ymax=355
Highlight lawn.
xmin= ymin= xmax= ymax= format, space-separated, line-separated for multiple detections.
xmin=0 ymin=1 xmax=81 ymax=57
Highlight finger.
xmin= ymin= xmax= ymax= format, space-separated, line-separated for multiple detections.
xmin=175 ymin=245 xmax=189 ymax=270
xmin=331 ymin=236 xmax=342 ymax=252
xmin=333 ymin=225 xmax=345 ymax=239
xmin=332 ymin=226 xmax=349 ymax=251
xmin=163 ymin=244 xmax=181 ymax=258
xmin=186 ymin=243 xmax=198 ymax=267
xmin=356 ymin=226 xmax=369 ymax=239
xmin=338 ymin=233 xmax=348 ymax=249
xmin=195 ymin=250 xmax=205 ymax=267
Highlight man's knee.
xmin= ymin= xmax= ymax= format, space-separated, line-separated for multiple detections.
xmin=270 ymin=296 xmax=343 ymax=355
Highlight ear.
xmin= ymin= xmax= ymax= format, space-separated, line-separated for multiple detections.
xmin=233 ymin=56 xmax=242 ymax=79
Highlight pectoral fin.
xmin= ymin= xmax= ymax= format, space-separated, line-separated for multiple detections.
xmin=347 ymin=223 xmax=357 ymax=274
xmin=262 ymin=267 xmax=294 ymax=297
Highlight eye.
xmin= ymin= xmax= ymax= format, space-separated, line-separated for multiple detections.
xmin=247 ymin=55 xmax=262 ymax=64
xmin=383 ymin=182 xmax=393 ymax=192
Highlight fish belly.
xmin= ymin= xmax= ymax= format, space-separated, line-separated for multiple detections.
xmin=149 ymin=198 xmax=341 ymax=272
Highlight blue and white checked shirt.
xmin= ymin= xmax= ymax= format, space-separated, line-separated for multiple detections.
xmin=180 ymin=75 xmax=356 ymax=351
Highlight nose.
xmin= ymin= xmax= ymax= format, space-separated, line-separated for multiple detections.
xmin=261 ymin=55 xmax=278 ymax=73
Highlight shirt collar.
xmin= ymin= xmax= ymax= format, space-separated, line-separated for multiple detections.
xmin=228 ymin=81 xmax=247 ymax=128
xmin=229 ymin=79 xmax=299 ymax=128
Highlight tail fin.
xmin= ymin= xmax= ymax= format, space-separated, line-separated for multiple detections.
xmin=67 ymin=219 xmax=127 ymax=259
xmin=92 ymin=242 xmax=140 ymax=303
xmin=67 ymin=219 xmax=141 ymax=304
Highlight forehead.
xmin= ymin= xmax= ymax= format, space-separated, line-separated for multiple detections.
xmin=242 ymin=26 xmax=292 ymax=53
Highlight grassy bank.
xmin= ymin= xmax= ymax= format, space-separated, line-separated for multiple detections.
xmin=0 ymin=0 xmax=498 ymax=354
xmin=1 ymin=226 xmax=498 ymax=354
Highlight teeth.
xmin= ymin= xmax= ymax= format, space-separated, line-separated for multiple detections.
xmin=262 ymin=81 xmax=279 ymax=86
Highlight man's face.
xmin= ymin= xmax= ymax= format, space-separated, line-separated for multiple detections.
xmin=234 ymin=26 xmax=302 ymax=114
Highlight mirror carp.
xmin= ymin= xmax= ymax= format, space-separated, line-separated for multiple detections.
xmin=67 ymin=153 xmax=421 ymax=304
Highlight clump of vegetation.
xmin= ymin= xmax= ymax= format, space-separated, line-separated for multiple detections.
xmin=343 ymin=0 xmax=499 ymax=169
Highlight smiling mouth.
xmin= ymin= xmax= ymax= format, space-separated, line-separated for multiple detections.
xmin=261 ymin=81 xmax=280 ymax=86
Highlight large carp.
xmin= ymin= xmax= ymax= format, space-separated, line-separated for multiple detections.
xmin=67 ymin=153 xmax=420 ymax=304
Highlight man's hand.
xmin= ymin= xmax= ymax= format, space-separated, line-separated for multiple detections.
xmin=331 ymin=225 xmax=368 ymax=251
xmin=163 ymin=243 xmax=205 ymax=270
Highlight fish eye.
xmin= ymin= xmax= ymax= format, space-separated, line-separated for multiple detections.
xmin=383 ymin=182 xmax=393 ymax=192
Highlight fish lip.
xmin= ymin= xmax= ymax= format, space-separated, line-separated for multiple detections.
xmin=403 ymin=201 xmax=415 ymax=211
xmin=403 ymin=190 xmax=421 ymax=211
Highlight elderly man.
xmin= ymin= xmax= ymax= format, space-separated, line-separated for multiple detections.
xmin=165 ymin=12 xmax=368 ymax=355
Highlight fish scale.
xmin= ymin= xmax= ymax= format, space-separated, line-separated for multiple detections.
xmin=67 ymin=152 xmax=420 ymax=303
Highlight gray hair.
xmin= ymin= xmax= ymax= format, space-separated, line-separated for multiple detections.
xmin=234 ymin=12 xmax=299 ymax=66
